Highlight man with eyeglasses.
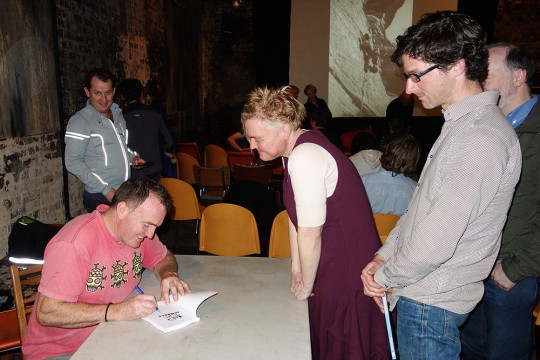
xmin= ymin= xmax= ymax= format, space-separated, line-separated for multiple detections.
xmin=361 ymin=11 xmax=522 ymax=360
xmin=460 ymin=44 xmax=539 ymax=360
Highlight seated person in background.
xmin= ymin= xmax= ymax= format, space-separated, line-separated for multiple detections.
xmin=310 ymin=109 xmax=343 ymax=151
xmin=302 ymin=84 xmax=332 ymax=129
xmin=23 ymin=177 xmax=191 ymax=359
xmin=349 ymin=132 xmax=382 ymax=176
xmin=361 ymin=134 xmax=420 ymax=216
xmin=226 ymin=129 xmax=250 ymax=151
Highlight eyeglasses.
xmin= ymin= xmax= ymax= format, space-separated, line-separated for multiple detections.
xmin=403 ymin=64 xmax=441 ymax=83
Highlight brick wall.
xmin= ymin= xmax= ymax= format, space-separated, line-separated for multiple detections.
xmin=0 ymin=133 xmax=65 ymax=256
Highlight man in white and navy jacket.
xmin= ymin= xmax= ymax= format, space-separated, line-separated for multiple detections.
xmin=65 ymin=68 xmax=145 ymax=212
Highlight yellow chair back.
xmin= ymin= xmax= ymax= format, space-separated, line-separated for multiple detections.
xmin=176 ymin=152 xmax=199 ymax=185
xmin=199 ymin=203 xmax=261 ymax=256
xmin=373 ymin=213 xmax=400 ymax=244
xmin=268 ymin=210 xmax=290 ymax=258
xmin=204 ymin=144 xmax=228 ymax=168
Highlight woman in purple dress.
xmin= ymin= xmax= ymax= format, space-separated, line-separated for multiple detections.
xmin=241 ymin=86 xmax=389 ymax=360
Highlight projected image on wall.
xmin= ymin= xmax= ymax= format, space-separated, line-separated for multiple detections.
xmin=329 ymin=0 xmax=412 ymax=117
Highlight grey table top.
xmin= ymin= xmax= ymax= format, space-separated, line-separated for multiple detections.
xmin=72 ymin=255 xmax=310 ymax=360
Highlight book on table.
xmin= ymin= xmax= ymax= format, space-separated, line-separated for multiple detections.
xmin=142 ymin=289 xmax=217 ymax=333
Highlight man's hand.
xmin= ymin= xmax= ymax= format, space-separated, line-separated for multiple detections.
xmin=491 ymin=260 xmax=515 ymax=291
xmin=131 ymin=156 xmax=146 ymax=169
xmin=160 ymin=272 xmax=191 ymax=304
xmin=104 ymin=188 xmax=116 ymax=202
xmin=361 ymin=255 xmax=387 ymax=312
xmin=110 ymin=294 xmax=160 ymax=321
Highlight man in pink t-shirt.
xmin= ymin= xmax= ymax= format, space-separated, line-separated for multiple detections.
xmin=23 ymin=177 xmax=191 ymax=360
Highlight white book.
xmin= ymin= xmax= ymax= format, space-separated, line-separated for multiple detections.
xmin=142 ymin=289 xmax=217 ymax=333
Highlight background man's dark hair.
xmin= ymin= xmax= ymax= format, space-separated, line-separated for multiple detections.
xmin=380 ymin=134 xmax=420 ymax=177
xmin=110 ymin=177 xmax=171 ymax=213
xmin=311 ymin=109 xmax=329 ymax=128
xmin=84 ymin=68 xmax=116 ymax=89
xmin=489 ymin=43 xmax=536 ymax=86
xmin=118 ymin=78 xmax=144 ymax=102
xmin=391 ymin=11 xmax=489 ymax=83
xmin=350 ymin=133 xmax=378 ymax=155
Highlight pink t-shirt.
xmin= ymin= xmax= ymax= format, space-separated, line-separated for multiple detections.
xmin=23 ymin=206 xmax=167 ymax=360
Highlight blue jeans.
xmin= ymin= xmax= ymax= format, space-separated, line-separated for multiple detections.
xmin=460 ymin=277 xmax=538 ymax=360
xmin=396 ymin=297 xmax=468 ymax=360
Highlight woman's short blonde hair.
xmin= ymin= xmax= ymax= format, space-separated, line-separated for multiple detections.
xmin=241 ymin=86 xmax=306 ymax=131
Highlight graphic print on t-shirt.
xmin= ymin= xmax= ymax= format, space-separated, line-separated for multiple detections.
xmin=111 ymin=260 xmax=129 ymax=288
xmin=86 ymin=263 xmax=107 ymax=292
xmin=132 ymin=252 xmax=143 ymax=278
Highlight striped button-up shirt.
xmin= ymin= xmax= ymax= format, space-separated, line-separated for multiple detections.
xmin=375 ymin=91 xmax=522 ymax=314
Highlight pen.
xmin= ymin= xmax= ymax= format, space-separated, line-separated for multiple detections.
xmin=135 ymin=285 xmax=160 ymax=313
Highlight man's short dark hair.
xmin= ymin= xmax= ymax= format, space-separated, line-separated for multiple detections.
xmin=350 ymin=133 xmax=378 ymax=154
xmin=391 ymin=11 xmax=488 ymax=84
xmin=489 ymin=43 xmax=536 ymax=86
xmin=118 ymin=78 xmax=144 ymax=102
xmin=311 ymin=109 xmax=329 ymax=128
xmin=380 ymin=134 xmax=420 ymax=177
xmin=110 ymin=177 xmax=171 ymax=213
xmin=85 ymin=68 xmax=116 ymax=89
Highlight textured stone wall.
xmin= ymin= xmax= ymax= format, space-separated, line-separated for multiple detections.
xmin=0 ymin=133 xmax=65 ymax=256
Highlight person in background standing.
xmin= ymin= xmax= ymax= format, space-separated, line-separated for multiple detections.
xmin=460 ymin=43 xmax=540 ymax=360
xmin=361 ymin=11 xmax=522 ymax=360
xmin=242 ymin=86 xmax=388 ymax=359
xmin=288 ymin=84 xmax=300 ymax=99
xmin=118 ymin=78 xmax=174 ymax=181
xmin=65 ymin=68 xmax=146 ymax=213
xmin=302 ymin=84 xmax=332 ymax=129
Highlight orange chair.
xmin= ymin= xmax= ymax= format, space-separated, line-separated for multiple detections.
xmin=373 ymin=213 xmax=400 ymax=244
xmin=176 ymin=152 xmax=199 ymax=185
xmin=268 ymin=210 xmax=291 ymax=258
xmin=199 ymin=203 xmax=261 ymax=256
xmin=204 ymin=144 xmax=228 ymax=168
xmin=227 ymin=151 xmax=255 ymax=173
xmin=176 ymin=142 xmax=202 ymax=163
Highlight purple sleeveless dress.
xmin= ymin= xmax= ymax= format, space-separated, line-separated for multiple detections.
xmin=283 ymin=130 xmax=389 ymax=360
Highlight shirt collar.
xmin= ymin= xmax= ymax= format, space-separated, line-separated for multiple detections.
xmin=507 ymin=95 xmax=538 ymax=128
